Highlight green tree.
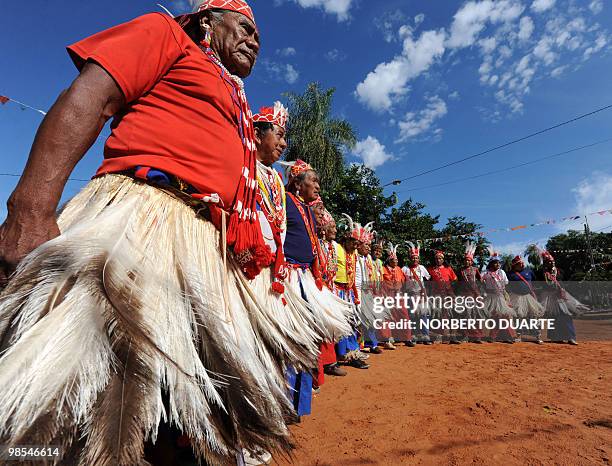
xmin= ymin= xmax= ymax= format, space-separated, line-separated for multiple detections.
xmin=431 ymin=216 xmax=489 ymax=270
xmin=322 ymin=164 xmax=396 ymax=227
xmin=379 ymin=199 xmax=440 ymax=264
xmin=524 ymin=243 xmax=542 ymax=272
xmin=284 ymin=83 xmax=357 ymax=191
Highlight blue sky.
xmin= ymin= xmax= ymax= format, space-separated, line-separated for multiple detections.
xmin=1 ymin=0 xmax=611 ymax=255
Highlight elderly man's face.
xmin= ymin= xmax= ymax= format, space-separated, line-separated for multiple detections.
xmin=207 ymin=12 xmax=260 ymax=78
xmin=255 ymin=125 xmax=287 ymax=166
xmin=388 ymin=257 xmax=398 ymax=268
xmin=326 ymin=221 xmax=337 ymax=241
xmin=298 ymin=171 xmax=320 ymax=203
xmin=372 ymin=246 xmax=382 ymax=259
xmin=345 ymin=238 xmax=359 ymax=254
xmin=464 ymin=257 xmax=473 ymax=268
xmin=411 ymin=256 xmax=420 ymax=266
xmin=358 ymin=242 xmax=371 ymax=256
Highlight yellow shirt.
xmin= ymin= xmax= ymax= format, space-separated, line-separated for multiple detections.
xmin=335 ymin=242 xmax=347 ymax=284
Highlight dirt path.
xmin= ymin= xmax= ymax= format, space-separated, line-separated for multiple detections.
xmin=276 ymin=337 xmax=612 ymax=465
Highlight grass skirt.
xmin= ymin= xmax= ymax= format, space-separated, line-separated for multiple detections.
xmin=0 ymin=175 xmax=311 ymax=465
xmin=284 ymin=269 xmax=354 ymax=342
xmin=484 ymin=292 xmax=516 ymax=318
xmin=541 ymin=291 xmax=589 ymax=317
xmin=509 ymin=293 xmax=545 ymax=319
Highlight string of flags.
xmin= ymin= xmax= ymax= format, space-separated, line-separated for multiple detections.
xmin=549 ymin=247 xmax=612 ymax=254
xmin=413 ymin=208 xmax=612 ymax=244
xmin=0 ymin=95 xmax=47 ymax=116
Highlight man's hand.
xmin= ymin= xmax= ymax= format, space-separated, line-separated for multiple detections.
xmin=0 ymin=210 xmax=61 ymax=287
xmin=0 ymin=62 xmax=124 ymax=289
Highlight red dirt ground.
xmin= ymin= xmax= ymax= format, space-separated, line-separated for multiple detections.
xmin=276 ymin=319 xmax=612 ymax=466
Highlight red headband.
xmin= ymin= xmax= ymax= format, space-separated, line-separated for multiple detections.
xmin=253 ymin=101 xmax=288 ymax=130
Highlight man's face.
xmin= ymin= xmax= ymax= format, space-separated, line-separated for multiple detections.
xmin=389 ymin=257 xmax=398 ymax=268
xmin=255 ymin=125 xmax=287 ymax=166
xmin=411 ymin=256 xmax=420 ymax=267
xmin=492 ymin=261 xmax=501 ymax=271
xmin=372 ymin=246 xmax=382 ymax=259
xmin=358 ymin=242 xmax=371 ymax=256
xmin=345 ymin=238 xmax=359 ymax=253
xmin=464 ymin=257 xmax=473 ymax=268
xmin=435 ymin=256 xmax=444 ymax=266
xmin=208 ymin=12 xmax=260 ymax=78
xmin=512 ymin=260 xmax=524 ymax=272
xmin=299 ymin=171 xmax=320 ymax=203
xmin=327 ymin=222 xmax=337 ymax=241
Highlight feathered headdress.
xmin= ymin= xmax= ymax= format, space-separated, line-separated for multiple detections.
xmin=318 ymin=209 xmax=335 ymax=229
xmin=252 ymin=101 xmax=289 ymax=130
xmin=358 ymin=222 xmax=375 ymax=243
xmin=278 ymin=159 xmax=313 ymax=182
xmin=465 ymin=241 xmax=477 ymax=260
xmin=540 ymin=249 xmax=555 ymax=263
xmin=341 ymin=213 xmax=362 ymax=240
xmin=387 ymin=242 xmax=399 ymax=261
xmin=487 ymin=246 xmax=502 ymax=263
xmin=406 ymin=241 xmax=420 ymax=259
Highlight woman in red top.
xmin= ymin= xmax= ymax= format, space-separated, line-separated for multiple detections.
xmin=381 ymin=244 xmax=415 ymax=347
xmin=0 ymin=2 xmax=299 ymax=465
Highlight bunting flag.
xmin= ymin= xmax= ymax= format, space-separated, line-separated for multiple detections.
xmin=0 ymin=95 xmax=46 ymax=116
xmin=410 ymin=207 xmax=612 ymax=244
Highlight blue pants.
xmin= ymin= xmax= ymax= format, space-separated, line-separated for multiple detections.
xmin=417 ymin=315 xmax=430 ymax=338
xmin=336 ymin=333 xmax=359 ymax=357
xmin=549 ymin=314 xmax=577 ymax=341
xmin=363 ymin=328 xmax=379 ymax=348
xmin=286 ymin=366 xmax=312 ymax=416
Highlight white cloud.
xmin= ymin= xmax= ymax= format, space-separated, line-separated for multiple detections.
xmin=397 ymin=96 xmax=448 ymax=141
xmin=518 ymin=16 xmax=535 ymax=41
xmin=447 ymin=0 xmax=525 ymax=49
xmin=570 ymin=172 xmax=612 ymax=231
xmin=324 ymin=48 xmax=347 ymax=62
xmin=375 ymin=9 xmax=408 ymax=43
xmin=352 ymin=136 xmax=395 ymax=169
xmin=449 ymin=91 xmax=461 ymax=100
xmin=261 ymin=60 xmax=300 ymax=84
xmin=355 ymin=29 xmax=446 ymax=112
xmin=589 ymin=0 xmax=604 ymax=15
xmin=532 ymin=0 xmax=556 ymax=13
xmin=276 ymin=47 xmax=296 ymax=57
xmin=415 ymin=14 xmax=425 ymax=26
xmin=282 ymin=0 xmax=354 ymax=21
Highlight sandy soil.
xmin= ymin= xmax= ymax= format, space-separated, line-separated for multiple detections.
xmin=276 ymin=320 xmax=612 ymax=466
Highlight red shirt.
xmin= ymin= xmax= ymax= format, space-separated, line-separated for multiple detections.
xmin=428 ymin=265 xmax=457 ymax=296
xmin=67 ymin=13 xmax=245 ymax=209
xmin=383 ymin=266 xmax=405 ymax=293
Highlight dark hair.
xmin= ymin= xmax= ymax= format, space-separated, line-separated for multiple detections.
xmin=287 ymin=170 xmax=312 ymax=194
xmin=178 ymin=9 xmax=226 ymax=44
xmin=253 ymin=121 xmax=274 ymax=136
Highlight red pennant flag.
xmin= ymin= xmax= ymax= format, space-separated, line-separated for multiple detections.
xmin=0 ymin=95 xmax=9 ymax=105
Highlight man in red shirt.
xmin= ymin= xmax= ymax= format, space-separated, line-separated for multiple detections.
xmin=428 ymin=250 xmax=461 ymax=344
xmin=0 ymin=2 xmax=300 ymax=465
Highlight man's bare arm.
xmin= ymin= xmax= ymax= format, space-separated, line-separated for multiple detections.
xmin=0 ymin=61 xmax=125 ymax=285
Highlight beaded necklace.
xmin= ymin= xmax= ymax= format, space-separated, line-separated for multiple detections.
xmin=256 ymin=162 xmax=286 ymax=231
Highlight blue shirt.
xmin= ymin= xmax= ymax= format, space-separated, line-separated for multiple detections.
xmin=283 ymin=195 xmax=316 ymax=266
xmin=507 ymin=268 xmax=536 ymax=295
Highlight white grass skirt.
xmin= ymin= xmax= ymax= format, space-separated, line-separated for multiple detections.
xmin=509 ymin=293 xmax=545 ymax=319
xmin=284 ymin=268 xmax=354 ymax=342
xmin=0 ymin=175 xmax=304 ymax=465
xmin=541 ymin=291 xmax=589 ymax=317
xmin=484 ymin=293 xmax=516 ymax=318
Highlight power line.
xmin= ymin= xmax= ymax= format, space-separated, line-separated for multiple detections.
xmin=394 ymin=137 xmax=612 ymax=194
xmin=383 ymin=103 xmax=612 ymax=188
xmin=0 ymin=173 xmax=89 ymax=182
